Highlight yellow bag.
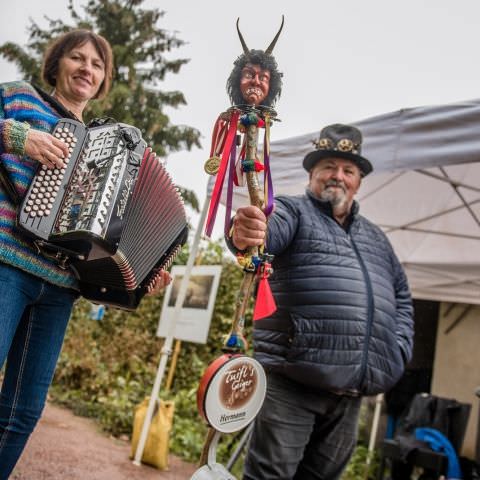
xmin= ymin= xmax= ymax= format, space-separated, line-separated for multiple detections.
xmin=130 ymin=396 xmax=175 ymax=470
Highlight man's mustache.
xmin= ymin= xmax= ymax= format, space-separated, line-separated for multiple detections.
xmin=324 ymin=180 xmax=346 ymax=193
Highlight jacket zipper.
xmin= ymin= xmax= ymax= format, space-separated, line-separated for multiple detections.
xmin=350 ymin=235 xmax=374 ymax=391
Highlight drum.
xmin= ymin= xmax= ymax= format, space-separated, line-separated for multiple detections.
xmin=197 ymin=354 xmax=266 ymax=434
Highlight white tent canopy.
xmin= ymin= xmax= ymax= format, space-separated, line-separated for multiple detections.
xmin=208 ymin=99 xmax=480 ymax=305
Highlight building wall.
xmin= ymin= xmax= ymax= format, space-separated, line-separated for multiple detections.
xmin=431 ymin=302 xmax=480 ymax=458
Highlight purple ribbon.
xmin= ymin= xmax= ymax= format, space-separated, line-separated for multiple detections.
xmin=263 ymin=137 xmax=275 ymax=217
xmin=224 ymin=140 xmax=237 ymax=237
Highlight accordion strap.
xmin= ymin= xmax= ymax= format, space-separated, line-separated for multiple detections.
xmin=0 ymin=162 xmax=20 ymax=205
xmin=32 ymin=84 xmax=80 ymax=121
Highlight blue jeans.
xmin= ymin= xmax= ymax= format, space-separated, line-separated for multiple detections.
xmin=0 ymin=262 xmax=77 ymax=479
xmin=243 ymin=372 xmax=362 ymax=480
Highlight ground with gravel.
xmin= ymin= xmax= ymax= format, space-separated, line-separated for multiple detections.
xmin=10 ymin=402 xmax=197 ymax=480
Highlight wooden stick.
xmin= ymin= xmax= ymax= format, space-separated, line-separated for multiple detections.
xmin=164 ymin=339 xmax=182 ymax=392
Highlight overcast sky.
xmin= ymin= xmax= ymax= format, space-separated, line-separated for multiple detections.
xmin=2 ymin=0 xmax=480 ymax=240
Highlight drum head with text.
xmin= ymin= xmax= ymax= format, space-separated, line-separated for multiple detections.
xmin=197 ymin=354 xmax=266 ymax=433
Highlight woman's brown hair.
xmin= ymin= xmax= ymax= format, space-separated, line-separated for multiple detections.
xmin=42 ymin=29 xmax=114 ymax=100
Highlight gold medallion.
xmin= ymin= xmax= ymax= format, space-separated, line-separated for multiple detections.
xmin=316 ymin=138 xmax=333 ymax=150
xmin=204 ymin=156 xmax=221 ymax=175
xmin=337 ymin=138 xmax=354 ymax=152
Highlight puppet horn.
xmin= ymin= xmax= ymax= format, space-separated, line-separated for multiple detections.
xmin=236 ymin=18 xmax=249 ymax=54
xmin=265 ymin=15 xmax=285 ymax=55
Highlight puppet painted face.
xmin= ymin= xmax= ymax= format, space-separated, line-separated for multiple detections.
xmin=239 ymin=63 xmax=270 ymax=105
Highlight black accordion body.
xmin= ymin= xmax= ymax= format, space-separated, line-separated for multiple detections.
xmin=18 ymin=118 xmax=188 ymax=310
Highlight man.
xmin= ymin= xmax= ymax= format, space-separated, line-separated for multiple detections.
xmin=229 ymin=123 xmax=414 ymax=480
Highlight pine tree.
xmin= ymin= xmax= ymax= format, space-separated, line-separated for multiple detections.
xmin=0 ymin=0 xmax=200 ymax=209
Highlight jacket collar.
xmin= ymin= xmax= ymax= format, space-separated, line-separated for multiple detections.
xmin=306 ymin=189 xmax=359 ymax=230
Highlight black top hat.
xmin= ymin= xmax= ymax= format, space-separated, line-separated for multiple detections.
xmin=302 ymin=124 xmax=373 ymax=176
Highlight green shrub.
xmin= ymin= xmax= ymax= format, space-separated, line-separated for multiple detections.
xmin=341 ymin=444 xmax=379 ymax=480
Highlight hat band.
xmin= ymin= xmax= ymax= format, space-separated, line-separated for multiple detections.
xmin=315 ymin=137 xmax=359 ymax=154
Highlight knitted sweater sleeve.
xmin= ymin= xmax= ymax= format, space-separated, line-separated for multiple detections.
xmin=0 ymin=84 xmax=30 ymax=156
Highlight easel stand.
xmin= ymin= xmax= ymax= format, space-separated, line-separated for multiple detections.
xmin=191 ymin=430 xmax=236 ymax=480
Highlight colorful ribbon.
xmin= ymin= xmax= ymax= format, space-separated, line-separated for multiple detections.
xmin=262 ymin=114 xmax=275 ymax=217
xmin=205 ymin=110 xmax=240 ymax=237
xmin=224 ymin=136 xmax=237 ymax=237
xmin=205 ymin=108 xmax=277 ymax=320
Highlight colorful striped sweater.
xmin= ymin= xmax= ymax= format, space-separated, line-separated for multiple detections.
xmin=0 ymin=81 xmax=78 ymax=290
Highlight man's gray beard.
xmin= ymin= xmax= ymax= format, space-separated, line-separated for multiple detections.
xmin=320 ymin=189 xmax=349 ymax=215
xmin=320 ymin=189 xmax=346 ymax=207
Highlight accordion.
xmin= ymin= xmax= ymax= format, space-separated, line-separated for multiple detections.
xmin=18 ymin=118 xmax=188 ymax=310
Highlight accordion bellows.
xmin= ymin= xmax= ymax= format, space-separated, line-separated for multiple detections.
xmin=18 ymin=119 xmax=188 ymax=309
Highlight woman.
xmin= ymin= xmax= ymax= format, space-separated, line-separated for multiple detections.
xmin=0 ymin=29 xmax=170 ymax=477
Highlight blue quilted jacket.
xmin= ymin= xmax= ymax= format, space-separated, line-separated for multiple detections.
xmin=252 ymin=190 xmax=414 ymax=396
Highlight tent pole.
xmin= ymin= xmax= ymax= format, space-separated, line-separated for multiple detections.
xmin=133 ymin=193 xmax=211 ymax=466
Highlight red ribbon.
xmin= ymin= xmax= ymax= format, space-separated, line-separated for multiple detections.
xmin=205 ymin=110 xmax=240 ymax=237
xmin=209 ymin=117 xmax=222 ymax=157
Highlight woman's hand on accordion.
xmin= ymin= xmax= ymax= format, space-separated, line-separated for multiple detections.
xmin=24 ymin=129 xmax=70 ymax=169
xmin=147 ymin=269 xmax=172 ymax=296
